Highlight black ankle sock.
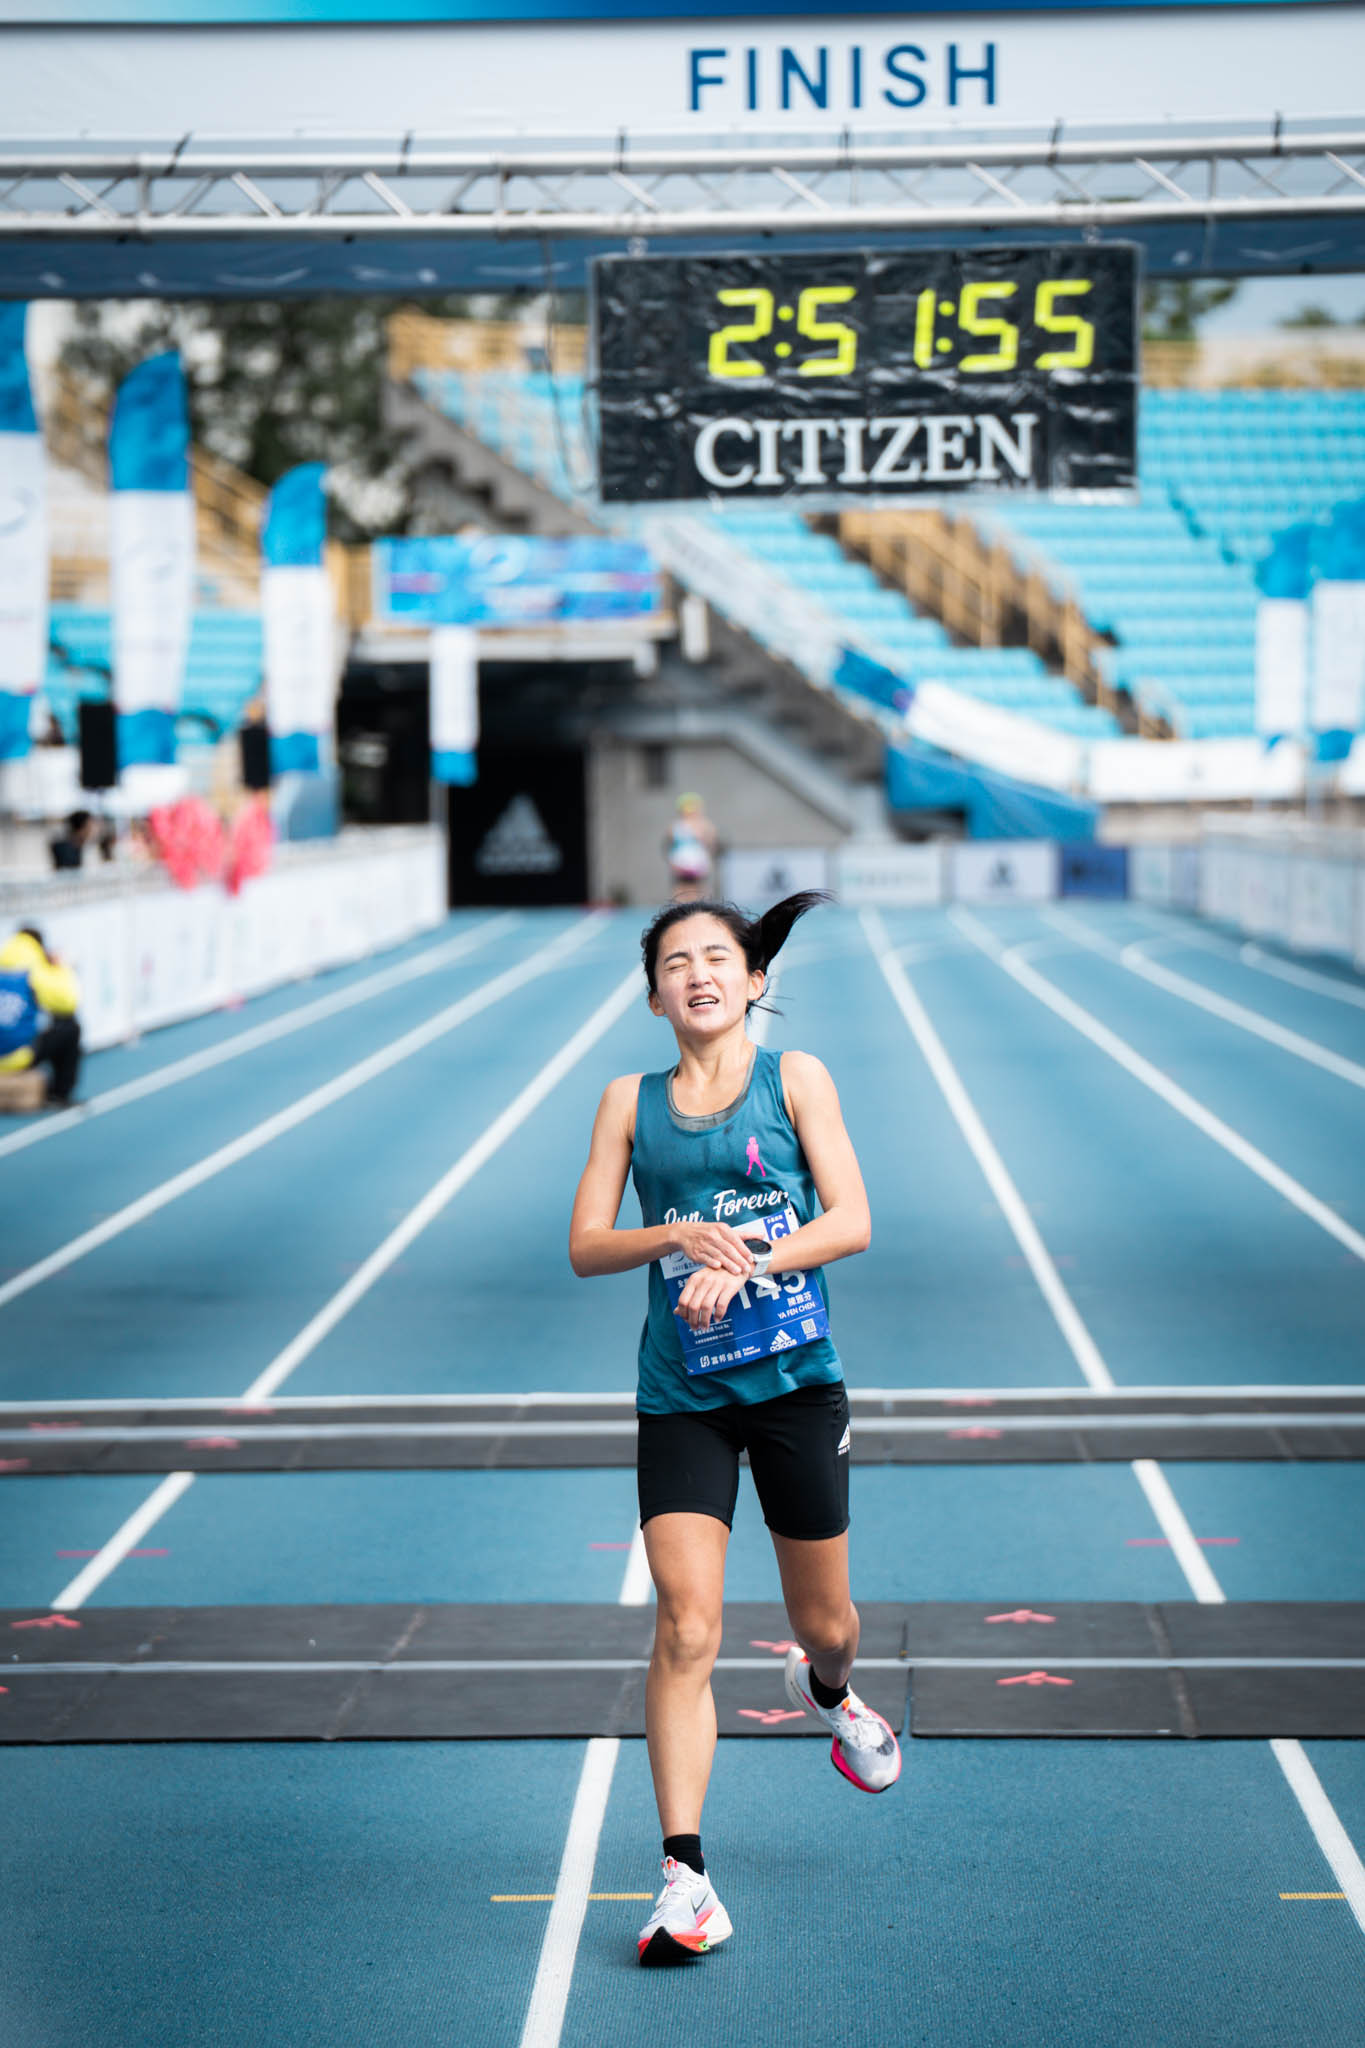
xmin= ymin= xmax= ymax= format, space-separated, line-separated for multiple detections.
xmin=663 ymin=1834 xmax=704 ymax=1875
xmin=808 ymin=1668 xmax=850 ymax=1710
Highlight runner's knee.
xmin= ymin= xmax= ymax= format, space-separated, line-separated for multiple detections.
xmin=652 ymin=1605 xmax=722 ymax=1673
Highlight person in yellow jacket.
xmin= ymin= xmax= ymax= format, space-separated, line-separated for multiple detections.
xmin=0 ymin=926 xmax=83 ymax=1108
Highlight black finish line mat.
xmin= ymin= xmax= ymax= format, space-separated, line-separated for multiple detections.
xmin=2 ymin=1602 xmax=1362 ymax=1744
xmin=3 ymin=1390 xmax=1364 ymax=1475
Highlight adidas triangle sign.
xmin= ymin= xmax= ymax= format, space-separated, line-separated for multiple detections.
xmin=475 ymin=794 xmax=563 ymax=876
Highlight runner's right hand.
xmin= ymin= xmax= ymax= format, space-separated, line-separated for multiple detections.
xmin=671 ymin=1221 xmax=756 ymax=1275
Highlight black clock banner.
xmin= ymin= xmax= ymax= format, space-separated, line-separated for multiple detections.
xmin=592 ymin=244 xmax=1138 ymax=504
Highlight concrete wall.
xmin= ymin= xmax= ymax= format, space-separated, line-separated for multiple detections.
xmin=588 ymin=735 xmax=847 ymax=906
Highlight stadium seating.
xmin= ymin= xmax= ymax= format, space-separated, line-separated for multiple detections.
xmin=976 ymin=390 xmax=1365 ymax=738
xmin=415 ymin=368 xmax=1121 ymax=740
xmin=45 ymin=605 xmax=264 ymax=740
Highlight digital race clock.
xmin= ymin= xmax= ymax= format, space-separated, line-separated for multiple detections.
xmin=592 ymin=245 xmax=1138 ymax=503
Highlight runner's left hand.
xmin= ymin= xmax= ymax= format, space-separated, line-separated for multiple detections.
xmin=674 ymin=1265 xmax=751 ymax=1334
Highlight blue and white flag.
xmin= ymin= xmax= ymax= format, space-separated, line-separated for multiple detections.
xmin=261 ymin=463 xmax=336 ymax=775
xmin=0 ymin=304 xmax=48 ymax=763
xmin=109 ymin=351 xmax=194 ymax=768
xmin=1310 ymin=499 xmax=1365 ymax=747
xmin=1254 ymin=521 xmax=1313 ymax=740
xmin=429 ymin=625 xmax=478 ymax=785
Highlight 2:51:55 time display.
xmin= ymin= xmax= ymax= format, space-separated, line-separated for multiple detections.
xmin=706 ymin=276 xmax=1097 ymax=379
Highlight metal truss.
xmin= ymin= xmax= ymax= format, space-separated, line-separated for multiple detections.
xmin=1 ymin=121 xmax=1364 ymax=239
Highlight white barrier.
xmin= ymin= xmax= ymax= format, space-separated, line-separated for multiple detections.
xmin=1197 ymin=823 xmax=1365 ymax=971
xmin=3 ymin=827 xmax=446 ymax=1050
xmin=834 ymin=842 xmax=945 ymax=907
xmin=720 ymin=847 xmax=832 ymax=910
xmin=952 ymin=839 xmax=1058 ymax=903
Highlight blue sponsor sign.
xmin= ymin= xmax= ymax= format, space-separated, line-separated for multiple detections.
xmin=373 ymin=534 xmax=660 ymax=629
xmin=1059 ymin=844 xmax=1129 ymax=898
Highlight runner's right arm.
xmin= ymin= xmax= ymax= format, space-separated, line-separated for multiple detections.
xmin=569 ymin=1075 xmax=755 ymax=1278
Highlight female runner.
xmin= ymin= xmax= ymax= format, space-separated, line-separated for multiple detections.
xmin=569 ymin=892 xmax=901 ymax=1967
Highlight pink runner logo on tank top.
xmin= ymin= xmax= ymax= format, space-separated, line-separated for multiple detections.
xmin=744 ymin=1135 xmax=766 ymax=1179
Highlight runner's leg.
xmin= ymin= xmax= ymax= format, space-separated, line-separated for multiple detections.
xmin=771 ymin=1530 xmax=860 ymax=1693
xmin=643 ymin=1512 xmax=729 ymax=1834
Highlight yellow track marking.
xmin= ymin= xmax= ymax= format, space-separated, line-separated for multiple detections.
xmin=1280 ymin=1892 xmax=1347 ymax=1900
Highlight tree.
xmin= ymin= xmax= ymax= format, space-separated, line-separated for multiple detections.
xmin=58 ymin=294 xmax=495 ymax=542
xmin=1141 ymin=279 xmax=1240 ymax=343
xmin=1278 ymin=304 xmax=1341 ymax=329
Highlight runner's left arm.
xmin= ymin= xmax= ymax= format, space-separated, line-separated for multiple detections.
xmin=766 ymin=1050 xmax=870 ymax=1272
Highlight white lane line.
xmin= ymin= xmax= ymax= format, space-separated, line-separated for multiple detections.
xmin=243 ymin=963 xmax=641 ymax=1402
xmin=1270 ymin=1740 xmax=1365 ymax=1939
xmin=0 ymin=914 xmax=521 ymax=1163
xmin=879 ymin=904 xmax=1365 ymax=1938
xmin=46 ymin=955 xmax=643 ymax=1612
xmin=51 ymin=1473 xmax=196 ymax=1612
xmin=952 ymin=907 xmax=1365 ymax=1267
xmin=0 ymin=915 xmax=606 ymax=1316
xmin=861 ymin=906 xmax=1113 ymax=1393
xmin=1242 ymin=945 xmax=1365 ymax=1014
xmin=1041 ymin=906 xmax=1365 ymax=1093
xmin=518 ymin=1523 xmax=651 ymax=2048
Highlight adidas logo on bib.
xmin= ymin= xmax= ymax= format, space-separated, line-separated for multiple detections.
xmin=768 ymin=1329 xmax=797 ymax=1352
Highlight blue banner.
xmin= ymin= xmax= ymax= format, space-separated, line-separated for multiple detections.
xmin=0 ymin=303 xmax=36 ymax=436
xmin=262 ymin=462 xmax=327 ymax=568
xmin=374 ymin=535 xmax=660 ymax=628
xmin=108 ymin=352 xmax=190 ymax=495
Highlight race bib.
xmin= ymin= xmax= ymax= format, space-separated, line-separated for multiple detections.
xmin=660 ymin=1200 xmax=831 ymax=1377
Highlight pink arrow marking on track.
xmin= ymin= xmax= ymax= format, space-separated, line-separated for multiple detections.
xmin=0 ymin=1459 xmax=30 ymax=1472
xmin=223 ymin=1404 xmax=274 ymax=1416
xmin=997 ymin=1670 xmax=1073 ymax=1688
xmin=948 ymin=1427 xmax=1004 ymax=1440
xmin=737 ymin=1708 xmax=806 ymax=1725
xmin=750 ymin=1639 xmax=799 ymax=1655
xmin=11 ymin=1614 xmax=81 ymax=1631
xmin=184 ymin=1437 xmax=240 ymax=1450
xmin=984 ymin=1610 xmax=1056 ymax=1625
xmin=28 ymin=1421 xmax=82 ymax=1432
xmin=945 ymin=1396 xmax=996 ymax=1407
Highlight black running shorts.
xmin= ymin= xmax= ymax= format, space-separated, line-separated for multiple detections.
xmin=636 ymin=1382 xmax=851 ymax=1541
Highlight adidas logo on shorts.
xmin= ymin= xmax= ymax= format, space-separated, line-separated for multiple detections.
xmin=837 ymin=1424 xmax=851 ymax=1455
xmin=768 ymin=1328 xmax=797 ymax=1352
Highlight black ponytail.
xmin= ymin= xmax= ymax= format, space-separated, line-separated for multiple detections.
xmin=640 ymin=891 xmax=830 ymax=1000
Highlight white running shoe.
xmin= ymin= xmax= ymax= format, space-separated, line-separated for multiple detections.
xmin=784 ymin=1646 xmax=903 ymax=1793
xmin=636 ymin=1857 xmax=734 ymax=1965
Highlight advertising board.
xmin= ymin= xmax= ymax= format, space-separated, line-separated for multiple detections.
xmin=373 ymin=536 xmax=660 ymax=628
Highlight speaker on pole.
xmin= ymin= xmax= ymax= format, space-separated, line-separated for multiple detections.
xmin=240 ymin=719 xmax=272 ymax=791
xmin=77 ymin=700 xmax=117 ymax=792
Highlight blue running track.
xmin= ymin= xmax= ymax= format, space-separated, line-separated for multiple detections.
xmin=1 ymin=901 xmax=1363 ymax=2047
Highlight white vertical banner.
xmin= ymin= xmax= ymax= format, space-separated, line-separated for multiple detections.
xmin=110 ymin=488 xmax=195 ymax=716
xmin=1310 ymin=581 xmax=1365 ymax=734
xmin=430 ymin=623 xmax=479 ymax=785
xmin=262 ymin=562 xmax=338 ymax=771
xmin=1254 ymin=597 xmax=1309 ymax=737
xmin=0 ymin=429 xmax=48 ymax=755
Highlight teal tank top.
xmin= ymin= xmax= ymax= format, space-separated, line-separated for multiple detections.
xmin=631 ymin=1042 xmax=843 ymax=1414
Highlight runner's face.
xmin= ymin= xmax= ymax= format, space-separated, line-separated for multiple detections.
xmin=649 ymin=915 xmax=763 ymax=1038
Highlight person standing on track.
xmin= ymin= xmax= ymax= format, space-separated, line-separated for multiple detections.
xmin=569 ymin=891 xmax=900 ymax=1968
